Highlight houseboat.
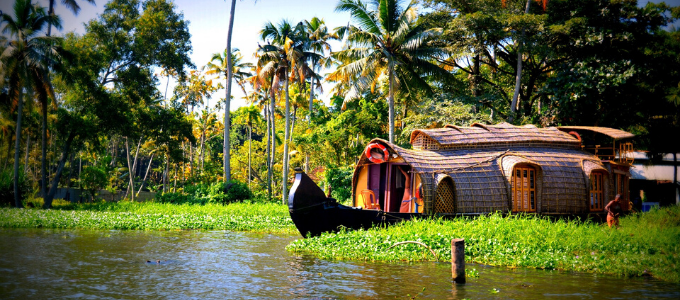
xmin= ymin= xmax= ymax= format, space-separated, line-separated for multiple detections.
xmin=288 ymin=122 xmax=635 ymax=237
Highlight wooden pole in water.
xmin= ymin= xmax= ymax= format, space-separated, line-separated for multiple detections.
xmin=451 ymin=238 xmax=465 ymax=283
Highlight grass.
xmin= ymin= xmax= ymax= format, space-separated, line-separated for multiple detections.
xmin=287 ymin=206 xmax=680 ymax=283
xmin=0 ymin=200 xmax=296 ymax=234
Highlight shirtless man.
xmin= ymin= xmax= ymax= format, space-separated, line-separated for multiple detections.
xmin=604 ymin=194 xmax=622 ymax=228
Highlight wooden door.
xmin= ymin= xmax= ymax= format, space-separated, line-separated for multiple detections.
xmin=512 ymin=166 xmax=536 ymax=212
xmin=589 ymin=172 xmax=604 ymax=211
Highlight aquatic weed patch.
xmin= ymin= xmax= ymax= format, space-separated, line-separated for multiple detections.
xmin=0 ymin=202 xmax=296 ymax=234
xmin=287 ymin=207 xmax=680 ymax=282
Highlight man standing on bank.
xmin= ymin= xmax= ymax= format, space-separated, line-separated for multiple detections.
xmin=605 ymin=194 xmax=622 ymax=228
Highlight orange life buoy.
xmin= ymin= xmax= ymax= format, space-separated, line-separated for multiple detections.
xmin=365 ymin=143 xmax=389 ymax=164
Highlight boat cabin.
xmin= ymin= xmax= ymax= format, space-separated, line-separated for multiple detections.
xmin=351 ymin=123 xmax=635 ymax=216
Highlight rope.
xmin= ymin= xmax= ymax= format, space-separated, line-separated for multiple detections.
xmin=411 ymin=149 xmax=511 ymax=175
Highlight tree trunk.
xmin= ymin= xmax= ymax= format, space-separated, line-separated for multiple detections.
xmin=282 ymin=75 xmax=291 ymax=204
xmin=163 ymin=154 xmax=169 ymax=193
xmin=309 ymin=73 xmax=314 ymax=125
xmin=24 ymin=134 xmax=30 ymax=175
xmin=224 ymin=0 xmax=237 ymax=183
xmin=41 ymin=98 xmax=48 ymax=200
xmin=189 ymin=142 xmax=194 ymax=178
xmin=66 ymin=153 xmax=74 ymax=189
xmin=675 ymin=152 xmax=678 ymax=205
xmin=269 ymin=90 xmax=276 ymax=201
xmin=248 ymin=124 xmax=252 ymax=189
xmin=200 ymin=128 xmax=206 ymax=172
xmin=13 ymin=84 xmax=25 ymax=208
xmin=78 ymin=153 xmax=82 ymax=188
xmin=43 ymin=130 xmax=76 ymax=208
xmin=306 ymin=72 xmax=313 ymax=177
xmin=136 ymin=153 xmax=154 ymax=197
xmin=173 ymin=163 xmax=177 ymax=192
xmin=509 ymin=0 xmax=531 ymax=122
xmin=290 ymin=107 xmax=297 ymax=143
xmin=388 ymin=58 xmax=395 ymax=144
xmin=125 ymin=137 xmax=134 ymax=201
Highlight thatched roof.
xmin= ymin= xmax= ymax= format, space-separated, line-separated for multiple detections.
xmin=557 ymin=126 xmax=635 ymax=140
xmin=410 ymin=122 xmax=580 ymax=150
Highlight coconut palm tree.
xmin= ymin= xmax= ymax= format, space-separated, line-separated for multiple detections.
xmin=250 ymin=70 xmax=275 ymax=200
xmin=46 ymin=0 xmax=95 ymax=37
xmin=303 ymin=17 xmax=334 ymax=124
xmin=206 ymin=48 xmax=253 ymax=183
xmin=329 ymin=0 xmax=451 ymax=144
xmin=1 ymin=0 xmax=61 ymax=207
xmin=257 ymin=19 xmax=309 ymax=204
xmin=205 ymin=48 xmax=254 ymax=105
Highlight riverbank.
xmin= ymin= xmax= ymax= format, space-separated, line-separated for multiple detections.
xmin=288 ymin=206 xmax=680 ymax=283
xmin=0 ymin=201 xmax=296 ymax=234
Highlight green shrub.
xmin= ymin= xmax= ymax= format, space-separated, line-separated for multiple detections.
xmin=80 ymin=166 xmax=108 ymax=201
xmin=154 ymin=192 xmax=195 ymax=204
xmin=156 ymin=180 xmax=252 ymax=205
xmin=323 ymin=165 xmax=353 ymax=204
xmin=0 ymin=168 xmax=29 ymax=206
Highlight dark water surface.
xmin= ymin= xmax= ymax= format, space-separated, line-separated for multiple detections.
xmin=0 ymin=228 xmax=678 ymax=299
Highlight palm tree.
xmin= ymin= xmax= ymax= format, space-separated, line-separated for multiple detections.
xmin=196 ymin=109 xmax=217 ymax=172
xmin=257 ymin=19 xmax=308 ymax=203
xmin=206 ymin=47 xmax=253 ymax=182
xmin=330 ymin=0 xmax=451 ymax=144
xmin=46 ymin=0 xmax=95 ymax=37
xmin=1 ymin=0 xmax=61 ymax=208
xmin=205 ymin=49 xmax=254 ymax=106
xmin=303 ymin=17 xmax=334 ymax=124
xmin=250 ymin=70 xmax=275 ymax=200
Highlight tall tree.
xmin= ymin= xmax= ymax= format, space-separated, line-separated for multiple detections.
xmin=258 ymin=19 xmax=308 ymax=203
xmin=223 ymin=0 xmax=237 ymax=183
xmin=43 ymin=0 xmax=194 ymax=207
xmin=1 ymin=0 xmax=61 ymax=207
xmin=330 ymin=0 xmax=451 ymax=143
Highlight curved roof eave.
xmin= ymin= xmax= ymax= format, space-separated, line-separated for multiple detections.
xmin=557 ymin=126 xmax=635 ymax=140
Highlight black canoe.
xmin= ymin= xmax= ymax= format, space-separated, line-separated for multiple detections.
xmin=288 ymin=170 xmax=419 ymax=238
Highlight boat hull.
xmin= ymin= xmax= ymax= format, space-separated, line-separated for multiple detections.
xmin=288 ymin=171 xmax=418 ymax=238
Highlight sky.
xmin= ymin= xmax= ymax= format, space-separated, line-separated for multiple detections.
xmin=1 ymin=0 xmax=679 ymax=111
xmin=0 ymin=0 xmax=352 ymax=111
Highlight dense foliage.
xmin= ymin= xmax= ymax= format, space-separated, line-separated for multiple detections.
xmin=2 ymin=0 xmax=677 ymax=206
xmin=155 ymin=180 xmax=253 ymax=205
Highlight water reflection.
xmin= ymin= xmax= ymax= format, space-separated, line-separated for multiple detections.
xmin=0 ymin=228 xmax=678 ymax=299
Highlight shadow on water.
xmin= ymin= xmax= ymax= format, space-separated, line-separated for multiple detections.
xmin=0 ymin=228 xmax=678 ymax=299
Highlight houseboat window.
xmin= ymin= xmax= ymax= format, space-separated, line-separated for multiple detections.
xmin=589 ymin=172 xmax=604 ymax=211
xmin=513 ymin=166 xmax=537 ymax=212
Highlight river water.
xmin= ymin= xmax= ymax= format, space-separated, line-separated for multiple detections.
xmin=0 ymin=228 xmax=678 ymax=299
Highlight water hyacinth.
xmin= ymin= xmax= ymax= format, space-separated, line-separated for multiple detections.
xmin=287 ymin=207 xmax=680 ymax=283
xmin=0 ymin=202 xmax=296 ymax=234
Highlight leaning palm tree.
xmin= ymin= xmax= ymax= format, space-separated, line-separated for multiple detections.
xmin=1 ymin=0 xmax=61 ymax=208
xmin=329 ymin=0 xmax=451 ymax=143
